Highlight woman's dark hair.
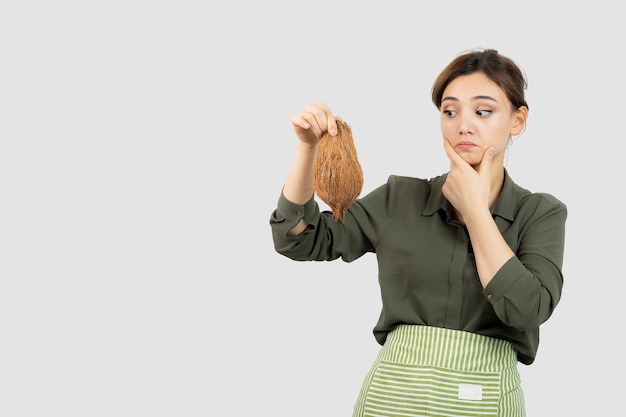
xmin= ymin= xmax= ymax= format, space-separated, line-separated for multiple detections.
xmin=431 ymin=49 xmax=528 ymax=112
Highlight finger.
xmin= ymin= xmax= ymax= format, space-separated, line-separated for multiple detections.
xmin=299 ymin=109 xmax=328 ymax=139
xmin=478 ymin=146 xmax=495 ymax=176
xmin=327 ymin=118 xmax=338 ymax=136
xmin=317 ymin=102 xmax=337 ymax=136
xmin=442 ymin=139 xmax=465 ymax=167
xmin=299 ymin=107 xmax=324 ymax=137
xmin=290 ymin=113 xmax=311 ymax=130
xmin=308 ymin=102 xmax=337 ymax=136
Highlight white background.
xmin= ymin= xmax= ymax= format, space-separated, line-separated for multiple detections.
xmin=1 ymin=1 xmax=623 ymax=416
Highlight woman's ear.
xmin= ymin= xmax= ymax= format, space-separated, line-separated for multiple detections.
xmin=511 ymin=106 xmax=529 ymax=136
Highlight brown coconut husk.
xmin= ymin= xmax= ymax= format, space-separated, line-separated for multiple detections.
xmin=313 ymin=118 xmax=364 ymax=222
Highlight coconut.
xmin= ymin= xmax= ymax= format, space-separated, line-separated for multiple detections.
xmin=313 ymin=118 xmax=364 ymax=222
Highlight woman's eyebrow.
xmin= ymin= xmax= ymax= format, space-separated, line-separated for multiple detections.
xmin=473 ymin=95 xmax=497 ymax=102
xmin=441 ymin=95 xmax=498 ymax=103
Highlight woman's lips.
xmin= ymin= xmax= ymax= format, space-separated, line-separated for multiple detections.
xmin=456 ymin=141 xmax=476 ymax=149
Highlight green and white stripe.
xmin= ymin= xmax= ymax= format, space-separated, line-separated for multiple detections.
xmin=353 ymin=325 xmax=525 ymax=417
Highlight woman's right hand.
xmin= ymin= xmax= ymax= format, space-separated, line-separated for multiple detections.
xmin=290 ymin=102 xmax=338 ymax=146
xmin=282 ymin=101 xmax=339 ymax=218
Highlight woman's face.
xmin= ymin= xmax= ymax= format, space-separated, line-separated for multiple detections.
xmin=439 ymin=72 xmax=526 ymax=167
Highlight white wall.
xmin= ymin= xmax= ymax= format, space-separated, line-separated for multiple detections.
xmin=1 ymin=1 xmax=622 ymax=415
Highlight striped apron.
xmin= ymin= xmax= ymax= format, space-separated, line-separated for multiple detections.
xmin=352 ymin=325 xmax=525 ymax=417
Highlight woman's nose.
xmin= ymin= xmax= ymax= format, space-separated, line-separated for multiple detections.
xmin=458 ymin=117 xmax=472 ymax=135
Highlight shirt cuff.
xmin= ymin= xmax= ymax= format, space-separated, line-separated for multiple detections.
xmin=270 ymin=191 xmax=320 ymax=236
xmin=483 ymin=256 xmax=526 ymax=301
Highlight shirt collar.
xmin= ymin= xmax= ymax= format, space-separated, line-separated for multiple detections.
xmin=423 ymin=168 xmax=518 ymax=222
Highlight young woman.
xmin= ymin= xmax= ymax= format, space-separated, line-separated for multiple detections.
xmin=269 ymin=48 xmax=567 ymax=417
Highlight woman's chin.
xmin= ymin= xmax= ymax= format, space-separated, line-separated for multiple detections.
xmin=459 ymin=154 xmax=482 ymax=167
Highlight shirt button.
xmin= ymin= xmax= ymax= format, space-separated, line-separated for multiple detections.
xmin=487 ymin=294 xmax=492 ymax=300
xmin=296 ymin=211 xmax=303 ymax=217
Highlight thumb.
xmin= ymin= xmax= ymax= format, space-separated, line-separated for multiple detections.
xmin=478 ymin=146 xmax=495 ymax=176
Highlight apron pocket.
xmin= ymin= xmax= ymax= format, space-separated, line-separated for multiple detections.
xmin=363 ymin=360 xmax=501 ymax=417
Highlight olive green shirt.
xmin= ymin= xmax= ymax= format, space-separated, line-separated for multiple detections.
xmin=269 ymin=170 xmax=567 ymax=365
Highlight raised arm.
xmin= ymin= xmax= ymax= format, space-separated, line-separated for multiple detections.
xmin=283 ymin=102 xmax=337 ymax=234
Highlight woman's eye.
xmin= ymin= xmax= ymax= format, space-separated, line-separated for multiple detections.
xmin=476 ymin=110 xmax=492 ymax=116
xmin=443 ymin=109 xmax=456 ymax=117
